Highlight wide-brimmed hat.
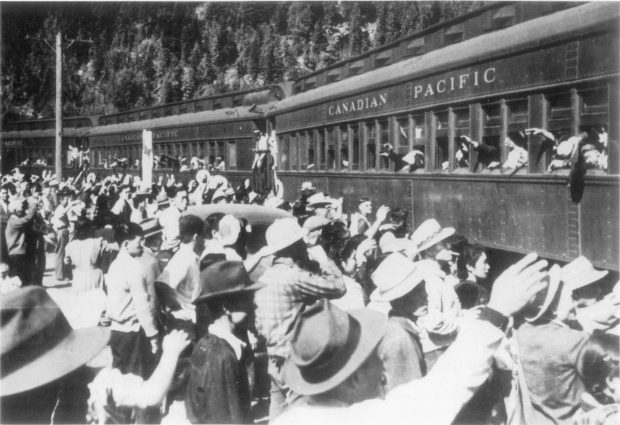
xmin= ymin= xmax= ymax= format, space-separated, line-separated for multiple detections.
xmin=302 ymin=215 xmax=330 ymax=232
xmin=140 ymin=218 xmax=162 ymax=239
xmin=307 ymin=192 xmax=332 ymax=208
xmin=300 ymin=181 xmax=316 ymax=192
xmin=370 ymin=253 xmax=424 ymax=302
xmin=156 ymin=190 xmax=170 ymax=208
xmin=264 ymin=218 xmax=305 ymax=255
xmin=219 ymin=214 xmax=241 ymax=246
xmin=378 ymin=232 xmax=416 ymax=254
xmin=1 ymin=287 xmax=110 ymax=397
xmin=561 ymin=256 xmax=609 ymax=292
xmin=282 ymin=300 xmax=387 ymax=395
xmin=410 ymin=219 xmax=455 ymax=253
xmin=193 ymin=261 xmax=264 ymax=304
xmin=525 ymin=264 xmax=562 ymax=323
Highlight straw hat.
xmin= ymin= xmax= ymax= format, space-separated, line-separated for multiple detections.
xmin=378 ymin=232 xmax=416 ymax=254
xmin=410 ymin=219 xmax=455 ymax=253
xmin=525 ymin=264 xmax=562 ymax=323
xmin=1 ymin=287 xmax=110 ymax=396
xmin=300 ymin=181 xmax=316 ymax=192
xmin=561 ymin=256 xmax=609 ymax=292
xmin=370 ymin=253 xmax=424 ymax=302
xmin=307 ymin=192 xmax=332 ymax=208
xmin=140 ymin=218 xmax=162 ymax=239
xmin=193 ymin=261 xmax=264 ymax=304
xmin=264 ymin=218 xmax=305 ymax=255
xmin=282 ymin=300 xmax=387 ymax=395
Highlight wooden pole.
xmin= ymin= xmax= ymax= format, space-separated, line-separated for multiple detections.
xmin=55 ymin=30 xmax=62 ymax=180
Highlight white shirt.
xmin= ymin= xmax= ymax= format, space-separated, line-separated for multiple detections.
xmin=156 ymin=244 xmax=200 ymax=322
xmin=158 ymin=205 xmax=182 ymax=251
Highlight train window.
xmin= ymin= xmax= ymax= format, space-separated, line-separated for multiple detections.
xmin=395 ymin=116 xmax=409 ymax=153
xmin=548 ymin=91 xmax=572 ymax=127
xmin=317 ymin=129 xmax=325 ymax=171
xmin=507 ymin=98 xmax=528 ymax=127
xmin=290 ymin=133 xmax=299 ymax=171
xmin=327 ymin=127 xmax=336 ymax=170
xmin=580 ymin=86 xmax=608 ymax=126
xmin=454 ymin=108 xmax=471 ymax=171
xmin=307 ymin=131 xmax=315 ymax=171
xmin=298 ymin=132 xmax=308 ymax=171
xmin=279 ymin=134 xmax=290 ymax=170
xmin=378 ymin=119 xmax=389 ymax=170
xmin=365 ymin=121 xmax=376 ymax=170
xmin=216 ymin=141 xmax=225 ymax=166
xmin=339 ymin=125 xmax=349 ymax=170
xmin=435 ymin=111 xmax=449 ymax=171
xmin=483 ymin=103 xmax=501 ymax=128
xmin=351 ymin=123 xmax=360 ymax=171
xmin=227 ymin=140 xmax=237 ymax=170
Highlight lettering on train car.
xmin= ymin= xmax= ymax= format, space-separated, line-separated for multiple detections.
xmin=3 ymin=140 xmax=22 ymax=148
xmin=327 ymin=92 xmax=388 ymax=117
xmin=413 ymin=68 xmax=496 ymax=99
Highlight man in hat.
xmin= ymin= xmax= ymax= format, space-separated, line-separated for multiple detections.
xmin=514 ymin=263 xmax=590 ymax=425
xmin=410 ymin=219 xmax=461 ymax=367
xmin=370 ymin=253 xmax=429 ymax=393
xmin=130 ymin=193 xmax=150 ymax=224
xmin=255 ymin=218 xmax=346 ymax=419
xmin=106 ymin=222 xmax=161 ymax=379
xmin=185 ymin=261 xmax=264 ymax=424
xmin=111 ymin=184 xmax=133 ymax=224
xmin=292 ymin=181 xmax=316 ymax=223
xmin=274 ymin=253 xmax=549 ymax=425
xmin=5 ymin=198 xmax=38 ymax=284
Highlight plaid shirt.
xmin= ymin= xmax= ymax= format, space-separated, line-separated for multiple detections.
xmin=255 ymin=256 xmax=345 ymax=358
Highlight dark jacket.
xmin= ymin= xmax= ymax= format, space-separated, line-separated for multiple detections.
xmin=5 ymin=201 xmax=37 ymax=256
xmin=185 ymin=334 xmax=252 ymax=424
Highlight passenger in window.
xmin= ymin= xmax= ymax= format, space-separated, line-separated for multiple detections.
xmin=380 ymin=143 xmax=424 ymax=172
xmin=502 ymin=131 xmax=529 ymax=174
xmin=457 ymin=136 xmax=498 ymax=172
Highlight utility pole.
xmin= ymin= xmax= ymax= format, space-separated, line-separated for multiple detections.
xmin=26 ymin=31 xmax=93 ymax=181
xmin=55 ymin=31 xmax=62 ymax=180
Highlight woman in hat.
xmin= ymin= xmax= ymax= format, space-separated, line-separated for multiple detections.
xmin=186 ymin=261 xmax=264 ymax=424
xmin=65 ymin=218 xmax=107 ymax=293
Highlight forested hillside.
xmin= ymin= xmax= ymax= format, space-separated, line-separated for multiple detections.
xmin=1 ymin=1 xmax=485 ymax=121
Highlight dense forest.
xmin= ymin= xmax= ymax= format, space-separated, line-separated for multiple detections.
xmin=1 ymin=1 xmax=485 ymax=121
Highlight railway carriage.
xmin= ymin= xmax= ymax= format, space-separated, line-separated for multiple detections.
xmin=267 ymin=2 xmax=619 ymax=270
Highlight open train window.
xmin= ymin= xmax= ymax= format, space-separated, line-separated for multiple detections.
xmin=327 ymin=127 xmax=336 ymax=170
xmin=365 ymin=121 xmax=376 ymax=171
xmin=454 ymin=107 xmax=471 ymax=171
xmin=580 ymin=86 xmax=608 ymax=126
xmin=395 ymin=116 xmax=410 ymax=154
xmin=227 ymin=140 xmax=237 ymax=170
xmin=548 ymin=91 xmax=572 ymax=127
xmin=339 ymin=125 xmax=349 ymax=170
xmin=317 ymin=129 xmax=326 ymax=171
xmin=279 ymin=134 xmax=289 ymax=170
xmin=435 ymin=111 xmax=449 ymax=171
xmin=307 ymin=131 xmax=315 ymax=171
xmin=351 ymin=123 xmax=360 ymax=171
xmin=378 ymin=119 xmax=389 ymax=171
xmin=289 ymin=133 xmax=299 ymax=171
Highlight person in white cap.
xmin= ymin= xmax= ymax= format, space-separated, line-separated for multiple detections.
xmin=255 ymin=218 xmax=346 ymax=420
xmin=410 ymin=219 xmax=461 ymax=368
xmin=370 ymin=253 xmax=429 ymax=393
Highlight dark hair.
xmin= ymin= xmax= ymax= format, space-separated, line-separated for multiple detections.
xmin=203 ymin=213 xmax=225 ymax=240
xmin=179 ymin=214 xmax=203 ymax=242
xmin=74 ymin=219 xmax=94 ymax=240
xmin=340 ymin=235 xmax=366 ymax=264
xmin=358 ymin=197 xmax=371 ymax=205
xmin=319 ymin=221 xmax=351 ymax=263
xmin=385 ymin=208 xmax=408 ymax=237
xmin=462 ymin=243 xmax=486 ymax=268
xmin=114 ymin=222 xmax=144 ymax=245
xmin=577 ymin=332 xmax=619 ymax=405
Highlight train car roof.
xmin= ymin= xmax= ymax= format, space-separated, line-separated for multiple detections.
xmin=87 ymin=107 xmax=265 ymax=136
xmin=1 ymin=128 xmax=90 ymax=138
xmin=272 ymin=2 xmax=619 ymax=115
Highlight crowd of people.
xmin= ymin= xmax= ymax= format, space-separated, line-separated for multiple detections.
xmin=0 ymin=165 xmax=618 ymax=425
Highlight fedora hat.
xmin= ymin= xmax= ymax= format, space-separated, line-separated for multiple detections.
xmin=282 ymin=300 xmax=387 ymax=395
xmin=410 ymin=219 xmax=455 ymax=253
xmin=193 ymin=261 xmax=264 ymax=304
xmin=370 ymin=253 xmax=424 ymax=302
xmin=300 ymin=181 xmax=316 ymax=192
xmin=264 ymin=218 xmax=305 ymax=255
xmin=307 ymin=192 xmax=332 ymax=208
xmin=140 ymin=217 xmax=162 ymax=239
xmin=525 ymin=264 xmax=562 ymax=323
xmin=1 ymin=287 xmax=110 ymax=397
xmin=561 ymin=256 xmax=608 ymax=292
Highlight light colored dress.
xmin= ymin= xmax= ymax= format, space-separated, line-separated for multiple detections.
xmin=65 ymin=237 xmax=106 ymax=292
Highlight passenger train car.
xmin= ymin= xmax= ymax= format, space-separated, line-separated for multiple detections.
xmin=1 ymin=2 xmax=618 ymax=270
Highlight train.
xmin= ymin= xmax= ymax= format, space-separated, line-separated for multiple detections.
xmin=2 ymin=1 xmax=618 ymax=271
